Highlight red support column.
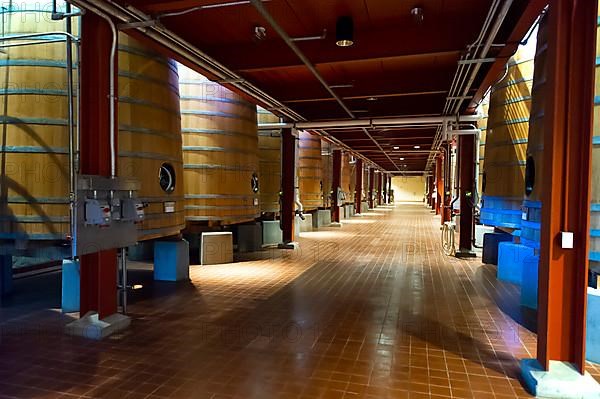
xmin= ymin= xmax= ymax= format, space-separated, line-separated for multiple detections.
xmin=457 ymin=134 xmax=475 ymax=255
xmin=280 ymin=128 xmax=296 ymax=244
xmin=536 ymin=0 xmax=597 ymax=373
xmin=388 ymin=175 xmax=392 ymax=204
xmin=377 ymin=172 xmax=383 ymax=205
xmin=435 ymin=156 xmax=444 ymax=215
xmin=368 ymin=168 xmax=375 ymax=209
xmin=355 ymin=159 xmax=363 ymax=213
xmin=79 ymin=13 xmax=118 ymax=318
xmin=427 ymin=175 xmax=435 ymax=208
xmin=384 ymin=175 xmax=387 ymax=204
xmin=331 ymin=149 xmax=342 ymax=223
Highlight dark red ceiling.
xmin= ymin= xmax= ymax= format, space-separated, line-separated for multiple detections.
xmin=114 ymin=0 xmax=545 ymax=172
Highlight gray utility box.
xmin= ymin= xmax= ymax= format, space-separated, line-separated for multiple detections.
xmin=262 ymin=221 xmax=282 ymax=246
xmin=313 ymin=209 xmax=331 ymax=228
xmin=236 ymin=222 xmax=263 ymax=252
xmin=76 ymin=175 xmax=142 ymax=256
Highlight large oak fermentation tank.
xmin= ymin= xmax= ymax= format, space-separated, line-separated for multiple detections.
xmin=341 ymin=152 xmax=356 ymax=206
xmin=480 ymin=44 xmax=534 ymax=229
xmin=256 ymin=107 xmax=281 ymax=215
xmin=179 ymin=64 xmax=260 ymax=226
xmin=0 ymin=4 xmax=184 ymax=254
xmin=521 ymin=14 xmax=600 ymax=273
xmin=298 ymin=131 xmax=325 ymax=211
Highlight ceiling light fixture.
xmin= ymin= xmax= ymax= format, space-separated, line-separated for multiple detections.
xmin=411 ymin=7 xmax=424 ymax=24
xmin=366 ymin=96 xmax=378 ymax=101
xmin=414 ymin=145 xmax=421 ymax=149
xmin=400 ymin=157 xmax=405 ymax=161
xmin=254 ymin=26 xmax=267 ymax=41
xmin=393 ymin=146 xmax=399 ymax=150
xmin=336 ymin=16 xmax=354 ymax=47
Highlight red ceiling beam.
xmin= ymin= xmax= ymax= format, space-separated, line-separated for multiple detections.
xmin=201 ymin=26 xmax=472 ymax=72
xmin=128 ymin=0 xmax=222 ymax=13
xmin=236 ymin=50 xmax=461 ymax=73
xmin=284 ymin=90 xmax=448 ymax=104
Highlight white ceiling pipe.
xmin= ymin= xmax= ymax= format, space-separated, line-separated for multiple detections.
xmin=257 ymin=114 xmax=481 ymax=130
xmin=70 ymin=0 xmax=304 ymax=123
xmin=444 ymin=128 xmax=480 ymax=141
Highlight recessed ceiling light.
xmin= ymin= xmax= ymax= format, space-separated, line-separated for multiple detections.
xmin=366 ymin=97 xmax=378 ymax=101
xmin=414 ymin=145 xmax=421 ymax=149
xmin=400 ymin=157 xmax=405 ymax=160
xmin=335 ymin=16 xmax=354 ymax=47
xmin=393 ymin=146 xmax=399 ymax=150
xmin=411 ymin=7 xmax=424 ymax=24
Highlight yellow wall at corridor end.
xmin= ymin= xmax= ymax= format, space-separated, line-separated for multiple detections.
xmin=391 ymin=176 xmax=426 ymax=202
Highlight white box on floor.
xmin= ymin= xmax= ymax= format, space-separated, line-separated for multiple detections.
xmin=475 ymin=224 xmax=495 ymax=247
xmin=201 ymin=232 xmax=233 ymax=265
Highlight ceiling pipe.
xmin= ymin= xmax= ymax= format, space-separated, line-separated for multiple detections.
xmin=157 ymin=0 xmax=270 ymax=19
xmin=249 ymin=0 xmax=355 ymax=119
xmin=70 ymin=0 xmax=401 ymax=172
xmin=312 ymin=129 xmax=382 ymax=171
xmin=361 ymin=128 xmax=400 ymax=171
xmin=426 ymin=0 xmax=513 ymax=171
xmin=444 ymin=128 xmax=480 ymax=141
xmin=70 ymin=0 xmax=118 ymax=178
xmin=248 ymin=0 xmax=426 ymax=172
xmin=258 ymin=114 xmax=481 ymax=130
xmin=69 ymin=0 xmax=304 ymax=123
xmin=452 ymin=0 xmax=514 ymax=115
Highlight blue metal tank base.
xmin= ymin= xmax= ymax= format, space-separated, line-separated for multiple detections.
xmin=482 ymin=232 xmax=513 ymax=265
xmin=480 ymin=196 xmax=523 ymax=229
xmin=62 ymin=259 xmax=80 ymax=313
xmin=154 ymin=240 xmax=190 ymax=282
xmin=520 ymin=255 xmax=539 ymax=309
xmin=0 ymin=255 xmax=12 ymax=298
xmin=497 ymin=242 xmax=534 ymax=285
xmin=587 ymin=287 xmax=600 ymax=364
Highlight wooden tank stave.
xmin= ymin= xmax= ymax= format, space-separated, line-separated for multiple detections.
xmin=256 ymin=107 xmax=281 ymax=214
xmin=321 ymin=140 xmax=333 ymax=208
xmin=520 ymin=16 xmax=548 ymax=249
xmin=480 ymin=47 xmax=534 ymax=229
xmin=477 ymin=102 xmax=488 ymax=199
xmin=341 ymin=152 xmax=356 ymax=205
xmin=0 ymin=5 xmax=184 ymax=242
xmin=298 ymin=131 xmax=323 ymax=211
xmin=520 ymin=14 xmax=600 ymax=265
xmin=118 ymin=37 xmax=185 ymax=241
xmin=591 ymin=12 xmax=600 ymax=262
xmin=179 ymin=65 xmax=260 ymax=224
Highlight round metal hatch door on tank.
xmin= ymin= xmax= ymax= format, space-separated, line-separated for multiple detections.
xmin=0 ymin=3 xmax=185 ymax=244
xmin=159 ymin=163 xmax=177 ymax=193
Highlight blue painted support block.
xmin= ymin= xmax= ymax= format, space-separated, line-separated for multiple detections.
xmin=497 ymin=242 xmax=534 ymax=285
xmin=262 ymin=221 xmax=282 ymax=246
xmin=236 ymin=222 xmax=262 ymax=252
xmin=521 ymin=255 xmax=540 ymax=309
xmin=587 ymin=288 xmax=600 ymax=364
xmin=154 ymin=240 xmax=190 ymax=282
xmin=62 ymin=259 xmax=80 ymax=312
xmin=0 ymin=255 xmax=12 ymax=297
xmin=482 ymin=232 xmax=513 ymax=265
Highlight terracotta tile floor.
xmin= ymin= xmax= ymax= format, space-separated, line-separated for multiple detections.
xmin=1 ymin=203 xmax=599 ymax=398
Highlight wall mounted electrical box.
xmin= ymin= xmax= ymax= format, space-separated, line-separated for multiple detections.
xmin=76 ymin=175 xmax=142 ymax=256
